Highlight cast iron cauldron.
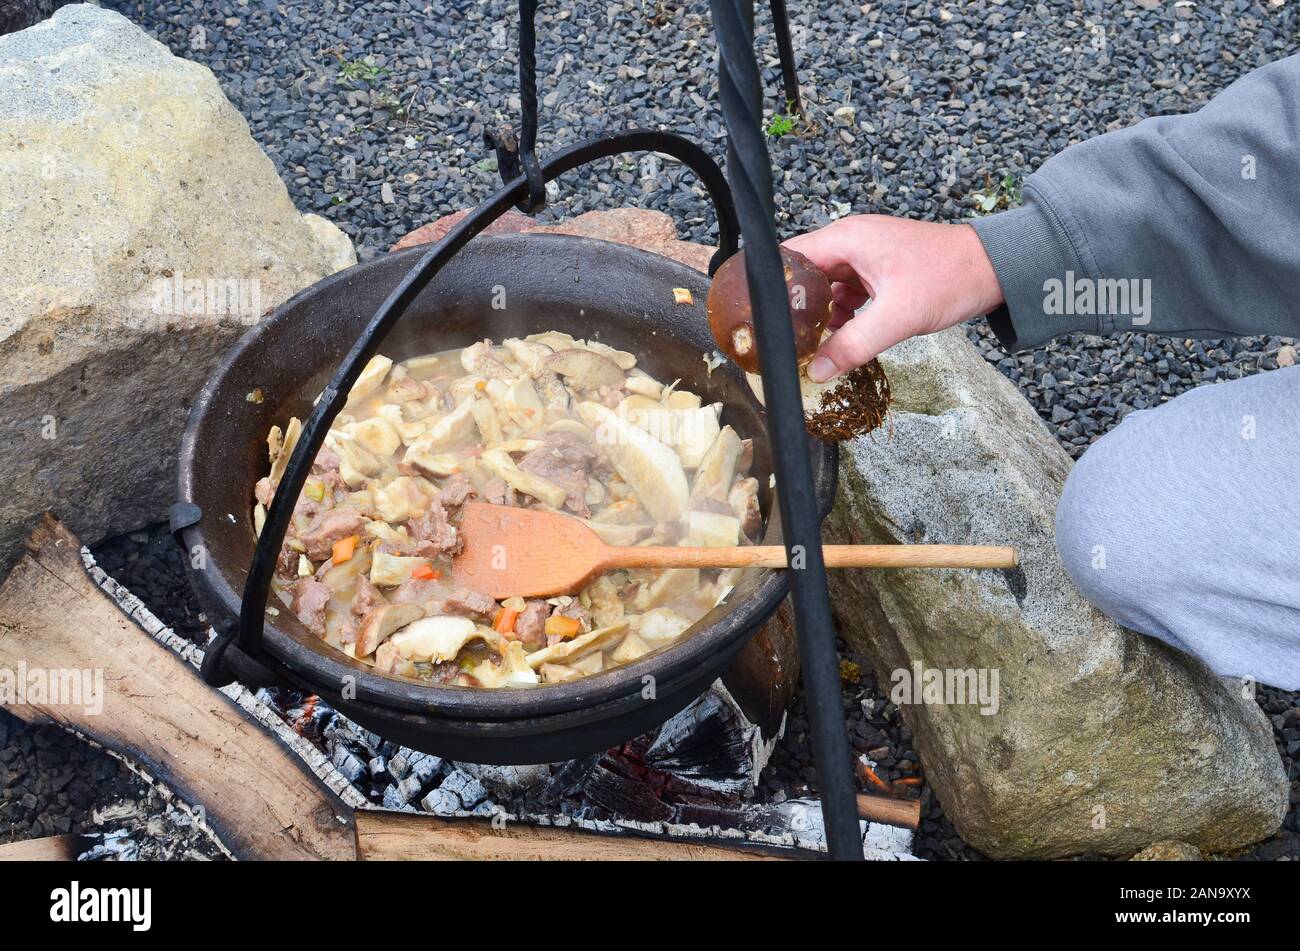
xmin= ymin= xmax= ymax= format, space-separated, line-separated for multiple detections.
xmin=176 ymin=233 xmax=837 ymax=763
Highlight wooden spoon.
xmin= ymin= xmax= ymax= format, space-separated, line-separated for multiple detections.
xmin=452 ymin=502 xmax=1019 ymax=599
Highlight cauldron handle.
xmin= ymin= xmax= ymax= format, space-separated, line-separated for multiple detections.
xmin=212 ymin=130 xmax=740 ymax=687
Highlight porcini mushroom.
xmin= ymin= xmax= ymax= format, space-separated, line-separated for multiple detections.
xmin=705 ymin=246 xmax=834 ymax=374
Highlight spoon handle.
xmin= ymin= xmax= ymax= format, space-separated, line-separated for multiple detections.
xmin=606 ymin=544 xmax=1019 ymax=571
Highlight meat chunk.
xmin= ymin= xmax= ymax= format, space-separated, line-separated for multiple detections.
xmin=293 ymin=493 xmax=325 ymax=523
xmin=519 ymin=430 xmax=598 ymax=516
xmin=274 ymin=545 xmax=298 ymax=580
xmin=515 ymin=600 xmax=550 ymax=648
xmin=389 ymin=578 xmax=443 ymax=607
xmin=298 ymin=509 xmax=366 ymax=561
xmin=483 ymin=477 xmax=518 ymax=507
xmin=438 ymin=472 xmax=475 ymax=509
xmin=407 ymin=497 xmax=460 ymax=555
xmin=351 ymin=575 xmax=385 ymax=617
xmin=554 ymin=599 xmax=592 ymax=629
xmin=546 ymin=599 xmax=592 ymax=646
xmin=254 ymin=476 xmax=276 ymax=507
xmin=728 ymin=477 xmax=762 ymax=542
xmin=314 ymin=445 xmax=342 ymax=473
xmin=291 ymin=578 xmax=331 ymax=635
xmin=443 ymin=588 xmax=498 ymax=621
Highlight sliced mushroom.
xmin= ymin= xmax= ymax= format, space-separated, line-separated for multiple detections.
xmin=319 ymin=546 xmax=373 ymax=590
xmin=685 ymin=510 xmax=740 ymax=548
xmin=469 ymin=641 xmax=539 ymax=687
xmin=583 ymin=519 xmax=651 ymax=547
xmin=480 ymin=448 xmax=568 ymax=508
xmin=268 ymin=417 xmax=303 ymax=484
xmin=611 ymin=632 xmax=650 ymax=664
xmin=737 ymin=438 xmax=755 ymax=475
xmin=460 ymin=340 xmax=512 ymax=379
xmin=470 ymin=396 xmax=504 ymax=445
xmin=664 ymin=389 xmax=702 ymax=410
xmin=364 ymin=520 xmax=410 ymax=546
xmin=386 ymin=377 xmax=434 ymax=404
xmin=355 ymin=602 xmax=426 ymax=657
xmin=400 ymin=354 xmax=451 ymax=376
xmin=525 ymin=330 xmax=580 ymax=352
xmin=503 ymin=337 xmax=554 ymax=371
xmin=449 ymin=375 xmax=486 ymax=405
xmin=404 ymin=398 xmax=478 ymax=460
xmin=372 ymin=476 xmax=432 ymax=523
xmin=491 ymin=438 xmax=544 ymax=454
xmin=370 ymin=552 xmax=433 ymax=587
xmin=486 ymin=376 xmax=546 ymax=430
xmin=592 ymin=499 xmax=653 ymax=526
xmin=690 ymin=425 xmax=743 ymax=504
xmin=634 ymin=607 xmax=693 ymax=646
xmin=624 ymin=372 xmax=663 ymax=399
xmin=389 ymin=615 xmax=491 ymax=663
xmin=352 ymin=416 xmax=401 ymax=457
xmin=584 ymin=575 xmax=627 ymax=628
xmin=577 ymin=402 xmax=689 ymax=523
xmin=404 ymin=450 xmax=463 ymax=477
xmin=540 ymin=663 xmax=582 ymax=684
xmin=633 ymin=568 xmax=699 ymax=611
xmin=525 ymin=621 xmax=630 ymax=669
xmin=327 ymin=433 xmax=382 ymax=487
xmin=344 ymin=354 xmax=394 ymax=407
xmin=532 ymin=370 xmax=572 ymax=413
xmin=617 ymin=394 xmax=661 ymax=415
xmin=581 ymin=339 xmax=637 ymax=370
xmin=546 ymin=418 xmax=593 ymax=439
xmin=539 ymin=349 xmax=625 ymax=391
xmin=617 ymin=400 xmax=721 ymax=469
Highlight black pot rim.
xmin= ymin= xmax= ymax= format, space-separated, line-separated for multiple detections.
xmin=177 ymin=233 xmax=836 ymax=723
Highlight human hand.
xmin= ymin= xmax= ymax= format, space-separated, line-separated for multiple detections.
xmin=784 ymin=215 xmax=1005 ymax=382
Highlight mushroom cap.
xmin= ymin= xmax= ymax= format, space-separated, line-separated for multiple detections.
xmin=705 ymin=246 xmax=834 ymax=374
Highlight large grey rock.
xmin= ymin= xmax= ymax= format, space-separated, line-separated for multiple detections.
xmin=0 ymin=5 xmax=355 ymax=577
xmin=824 ymin=327 xmax=1287 ymax=859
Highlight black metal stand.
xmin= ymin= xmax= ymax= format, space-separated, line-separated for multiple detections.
xmin=218 ymin=0 xmax=861 ymax=860
xmin=710 ymin=0 xmax=863 ymax=862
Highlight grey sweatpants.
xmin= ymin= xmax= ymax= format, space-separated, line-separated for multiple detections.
xmin=1056 ymin=365 xmax=1300 ymax=690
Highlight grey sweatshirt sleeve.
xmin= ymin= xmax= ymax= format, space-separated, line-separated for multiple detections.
xmin=970 ymin=54 xmax=1300 ymax=351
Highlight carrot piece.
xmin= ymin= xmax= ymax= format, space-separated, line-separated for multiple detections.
xmin=331 ymin=535 xmax=358 ymax=564
xmin=895 ymin=776 xmax=923 ymax=787
xmin=493 ymin=608 xmax=520 ymax=634
xmin=544 ymin=615 xmax=581 ymax=639
xmin=410 ymin=564 xmax=441 ymax=581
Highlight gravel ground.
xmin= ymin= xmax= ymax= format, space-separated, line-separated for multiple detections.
xmin=5 ymin=0 xmax=1299 ymax=858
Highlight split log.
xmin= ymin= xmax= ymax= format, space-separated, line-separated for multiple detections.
xmin=354 ymin=811 xmax=789 ymax=860
xmin=0 ymin=514 xmax=355 ymax=861
xmin=857 ymin=794 xmax=921 ymax=830
xmin=0 ymin=834 xmax=87 ymax=861
xmin=0 ymin=515 xmax=907 ymax=860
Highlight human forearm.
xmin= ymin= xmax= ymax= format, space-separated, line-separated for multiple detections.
xmin=972 ymin=53 xmax=1300 ymax=350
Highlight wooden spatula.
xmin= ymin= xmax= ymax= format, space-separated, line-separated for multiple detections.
xmin=452 ymin=502 xmax=1018 ymax=599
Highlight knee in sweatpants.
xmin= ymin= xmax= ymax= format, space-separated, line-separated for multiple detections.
xmin=1053 ymin=421 xmax=1172 ymax=633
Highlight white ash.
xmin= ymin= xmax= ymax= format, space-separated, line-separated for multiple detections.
xmin=78 ymin=793 xmax=219 ymax=862
xmin=74 ymin=546 xmax=916 ymax=860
